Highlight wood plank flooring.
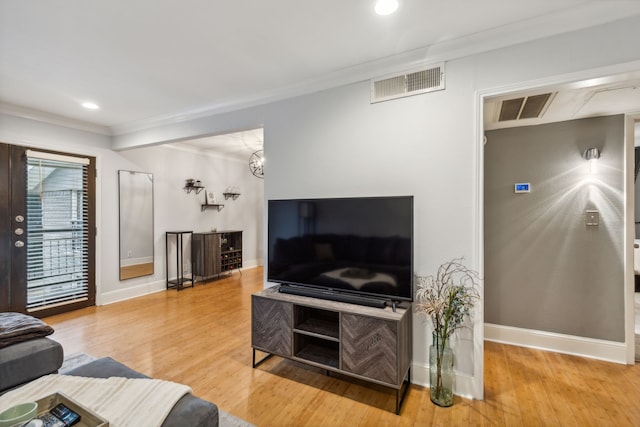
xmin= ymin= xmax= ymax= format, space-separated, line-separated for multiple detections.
xmin=44 ymin=267 xmax=640 ymax=426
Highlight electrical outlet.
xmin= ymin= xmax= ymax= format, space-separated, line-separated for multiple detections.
xmin=183 ymin=262 xmax=189 ymax=270
xmin=127 ymin=250 xmax=132 ymax=257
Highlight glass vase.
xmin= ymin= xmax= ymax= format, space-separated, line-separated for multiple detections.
xmin=429 ymin=332 xmax=454 ymax=407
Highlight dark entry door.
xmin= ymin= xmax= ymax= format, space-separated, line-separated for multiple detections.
xmin=0 ymin=143 xmax=27 ymax=312
xmin=0 ymin=142 xmax=96 ymax=317
xmin=0 ymin=143 xmax=11 ymax=311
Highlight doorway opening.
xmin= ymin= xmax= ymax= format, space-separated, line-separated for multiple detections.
xmin=481 ymin=71 xmax=640 ymax=364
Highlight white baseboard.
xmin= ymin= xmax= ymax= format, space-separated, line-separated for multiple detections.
xmin=484 ymin=323 xmax=627 ymax=364
xmin=243 ymin=259 xmax=261 ymax=269
xmin=411 ymin=362 xmax=477 ymax=400
xmin=100 ymin=264 xmax=262 ymax=305
xmin=100 ymin=279 xmax=166 ymax=305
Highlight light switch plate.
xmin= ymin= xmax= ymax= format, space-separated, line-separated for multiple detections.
xmin=586 ymin=210 xmax=599 ymax=226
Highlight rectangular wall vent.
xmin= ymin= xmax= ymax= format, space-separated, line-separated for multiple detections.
xmin=371 ymin=64 xmax=445 ymax=103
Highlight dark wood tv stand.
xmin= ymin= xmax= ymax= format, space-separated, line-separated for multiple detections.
xmin=251 ymin=286 xmax=412 ymax=414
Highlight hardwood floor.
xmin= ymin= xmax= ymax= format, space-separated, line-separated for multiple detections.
xmin=44 ymin=267 xmax=640 ymax=426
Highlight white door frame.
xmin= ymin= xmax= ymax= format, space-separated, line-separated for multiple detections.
xmin=476 ymin=61 xmax=640 ymax=367
xmin=626 ymin=113 xmax=640 ymax=364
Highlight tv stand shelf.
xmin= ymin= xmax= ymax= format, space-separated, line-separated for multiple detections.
xmin=295 ymin=341 xmax=339 ymax=368
xmin=251 ymin=286 xmax=412 ymax=414
xmin=294 ymin=306 xmax=339 ymax=340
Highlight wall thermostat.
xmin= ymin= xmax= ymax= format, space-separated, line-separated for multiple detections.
xmin=514 ymin=183 xmax=531 ymax=193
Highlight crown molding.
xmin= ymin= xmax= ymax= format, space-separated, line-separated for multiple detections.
xmin=111 ymin=4 xmax=640 ymax=138
xmin=0 ymin=102 xmax=111 ymax=135
xmin=5 ymin=3 xmax=639 ymax=140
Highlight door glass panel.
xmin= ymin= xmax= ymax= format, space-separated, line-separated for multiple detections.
xmin=26 ymin=155 xmax=89 ymax=311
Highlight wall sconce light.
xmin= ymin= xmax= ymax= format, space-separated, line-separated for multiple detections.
xmin=584 ymin=147 xmax=601 ymax=174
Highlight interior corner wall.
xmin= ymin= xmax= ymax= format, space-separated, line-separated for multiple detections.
xmin=484 ymin=115 xmax=625 ymax=342
xmin=98 ymin=143 xmax=264 ymax=304
xmin=114 ymin=145 xmax=264 ymax=292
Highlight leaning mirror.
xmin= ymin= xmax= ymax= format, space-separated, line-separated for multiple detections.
xmin=119 ymin=170 xmax=154 ymax=280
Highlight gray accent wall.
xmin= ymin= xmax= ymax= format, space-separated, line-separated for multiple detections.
xmin=484 ymin=115 xmax=625 ymax=342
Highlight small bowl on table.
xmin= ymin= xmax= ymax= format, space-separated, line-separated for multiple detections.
xmin=0 ymin=402 xmax=38 ymax=427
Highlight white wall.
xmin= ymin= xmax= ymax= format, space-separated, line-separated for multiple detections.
xmin=0 ymin=112 xmax=264 ymax=306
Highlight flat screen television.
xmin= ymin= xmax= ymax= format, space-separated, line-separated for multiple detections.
xmin=267 ymin=196 xmax=413 ymax=306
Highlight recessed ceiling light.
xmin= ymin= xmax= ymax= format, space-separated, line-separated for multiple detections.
xmin=374 ymin=0 xmax=398 ymax=15
xmin=81 ymin=102 xmax=100 ymax=110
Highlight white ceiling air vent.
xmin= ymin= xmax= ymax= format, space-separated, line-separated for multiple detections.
xmin=498 ymin=93 xmax=554 ymax=122
xmin=371 ymin=64 xmax=445 ymax=103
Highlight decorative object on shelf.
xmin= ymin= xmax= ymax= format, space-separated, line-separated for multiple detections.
xmin=184 ymin=178 xmax=204 ymax=194
xmin=223 ymin=186 xmax=241 ymax=200
xmin=201 ymin=190 xmax=224 ymax=211
xmin=415 ymin=258 xmax=480 ymax=407
xmin=249 ymin=150 xmax=264 ymax=178
xmin=206 ymin=191 xmax=216 ymax=204
xmin=198 ymin=189 xmax=224 ymax=211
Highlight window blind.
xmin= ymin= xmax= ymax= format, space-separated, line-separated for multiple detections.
xmin=25 ymin=154 xmax=89 ymax=311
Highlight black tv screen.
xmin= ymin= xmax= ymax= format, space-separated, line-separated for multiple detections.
xmin=267 ymin=196 xmax=413 ymax=302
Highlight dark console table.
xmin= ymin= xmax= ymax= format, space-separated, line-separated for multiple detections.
xmin=165 ymin=231 xmax=194 ymax=290
xmin=251 ymin=286 xmax=412 ymax=414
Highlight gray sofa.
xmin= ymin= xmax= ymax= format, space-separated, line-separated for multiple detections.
xmin=65 ymin=357 xmax=219 ymax=427
xmin=0 ymin=337 xmax=63 ymax=393
xmin=0 ymin=311 xmax=63 ymax=393
xmin=0 ymin=311 xmax=218 ymax=427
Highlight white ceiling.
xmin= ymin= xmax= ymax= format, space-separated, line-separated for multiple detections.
xmin=169 ymin=128 xmax=264 ymax=160
xmin=2 ymin=0 xmax=640 ymax=140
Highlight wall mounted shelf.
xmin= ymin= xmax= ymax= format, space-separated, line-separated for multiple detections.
xmin=223 ymin=192 xmax=241 ymax=200
xmin=184 ymin=185 xmax=204 ymax=194
xmin=201 ymin=203 xmax=224 ymax=212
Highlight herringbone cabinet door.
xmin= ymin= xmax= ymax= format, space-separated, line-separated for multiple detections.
xmin=252 ymin=296 xmax=292 ymax=357
xmin=341 ymin=313 xmax=397 ymax=385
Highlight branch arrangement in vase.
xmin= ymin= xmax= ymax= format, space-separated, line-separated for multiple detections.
xmin=415 ymin=257 xmax=480 ymax=407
